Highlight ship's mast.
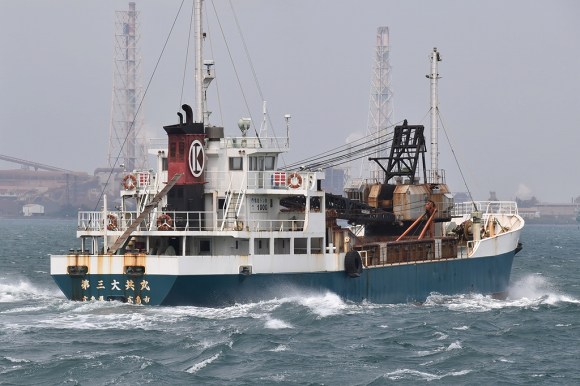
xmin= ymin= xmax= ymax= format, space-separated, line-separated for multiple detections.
xmin=194 ymin=0 xmax=215 ymax=125
xmin=194 ymin=0 xmax=203 ymax=123
xmin=428 ymin=47 xmax=441 ymax=183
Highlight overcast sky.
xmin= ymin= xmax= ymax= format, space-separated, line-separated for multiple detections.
xmin=1 ymin=0 xmax=579 ymax=203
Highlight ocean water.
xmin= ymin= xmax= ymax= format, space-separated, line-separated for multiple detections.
xmin=1 ymin=219 xmax=579 ymax=385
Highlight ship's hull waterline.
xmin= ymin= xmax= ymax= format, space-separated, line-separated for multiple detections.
xmin=51 ymin=249 xmax=516 ymax=306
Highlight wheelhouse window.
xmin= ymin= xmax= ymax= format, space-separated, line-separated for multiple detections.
xmin=264 ymin=156 xmax=275 ymax=170
xmin=249 ymin=156 xmax=276 ymax=171
xmin=229 ymin=157 xmax=243 ymax=170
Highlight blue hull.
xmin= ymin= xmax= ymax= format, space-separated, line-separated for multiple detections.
xmin=51 ymin=251 xmax=515 ymax=306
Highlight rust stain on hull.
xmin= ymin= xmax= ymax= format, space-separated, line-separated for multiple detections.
xmin=66 ymin=253 xmax=147 ymax=275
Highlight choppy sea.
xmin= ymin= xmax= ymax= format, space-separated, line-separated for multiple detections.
xmin=1 ymin=219 xmax=579 ymax=385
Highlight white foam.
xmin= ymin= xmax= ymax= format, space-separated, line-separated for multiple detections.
xmin=508 ymin=275 xmax=553 ymax=301
xmin=415 ymin=347 xmax=444 ymax=357
xmin=0 ymin=279 xmax=64 ymax=304
xmin=34 ymin=302 xmax=163 ymax=331
xmin=423 ymin=275 xmax=580 ymax=312
xmin=185 ymin=353 xmax=220 ymax=374
xmin=0 ymin=281 xmax=44 ymax=302
xmin=433 ymin=331 xmax=448 ymax=341
xmin=446 ymin=341 xmax=462 ymax=351
xmin=268 ymin=344 xmax=288 ymax=352
xmin=164 ymin=299 xmax=282 ymax=321
xmin=294 ymin=291 xmax=347 ymax=318
xmin=508 ymin=275 xmax=580 ymax=306
xmin=385 ymin=368 xmax=471 ymax=381
xmin=264 ymin=317 xmax=293 ymax=329
xmin=1 ymin=305 xmax=48 ymax=314
xmin=497 ymin=357 xmax=515 ymax=363
xmin=4 ymin=357 xmax=30 ymax=363
xmin=259 ymin=374 xmax=286 ymax=382
xmin=425 ymin=293 xmax=503 ymax=312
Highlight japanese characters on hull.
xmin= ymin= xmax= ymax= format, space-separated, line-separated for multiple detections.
xmin=79 ymin=278 xmax=152 ymax=304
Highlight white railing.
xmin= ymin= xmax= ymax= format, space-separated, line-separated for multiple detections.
xmin=126 ymin=169 xmax=316 ymax=192
xmin=425 ymin=169 xmax=446 ymax=184
xmin=78 ymin=211 xmax=306 ymax=233
xmin=225 ymin=136 xmax=288 ymax=150
xmin=148 ymin=136 xmax=288 ymax=151
xmin=148 ymin=138 xmax=167 ymax=150
xmin=245 ymin=219 xmax=306 ymax=232
xmin=205 ymin=170 xmax=315 ymax=191
xmin=79 ymin=211 xmax=214 ymax=232
xmin=452 ymin=201 xmax=519 ymax=217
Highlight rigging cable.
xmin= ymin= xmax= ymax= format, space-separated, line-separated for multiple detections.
xmin=179 ymin=0 xmax=195 ymax=107
xmin=283 ymin=135 xmax=392 ymax=171
xmin=228 ymin=1 xmax=287 ymax=158
xmin=284 ymin=127 xmax=393 ymax=168
xmin=436 ymin=107 xmax=476 ymax=208
xmin=93 ymin=0 xmax=187 ymax=211
xmin=209 ymin=0 xmax=261 ymax=144
xmin=283 ymin=120 xmax=405 ymax=171
xmin=303 ymin=138 xmax=393 ymax=171
xmin=203 ymin=2 xmax=225 ymax=126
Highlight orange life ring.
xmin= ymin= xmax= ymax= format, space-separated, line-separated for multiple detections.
xmin=106 ymin=214 xmax=118 ymax=231
xmin=122 ymin=174 xmax=137 ymax=190
xmin=156 ymin=213 xmax=173 ymax=231
xmin=287 ymin=172 xmax=302 ymax=189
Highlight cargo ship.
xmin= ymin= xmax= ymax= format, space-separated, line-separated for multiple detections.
xmin=50 ymin=1 xmax=524 ymax=306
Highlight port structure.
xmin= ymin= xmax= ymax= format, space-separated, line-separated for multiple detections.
xmin=108 ymin=2 xmax=145 ymax=173
xmin=366 ymin=26 xmax=393 ymax=183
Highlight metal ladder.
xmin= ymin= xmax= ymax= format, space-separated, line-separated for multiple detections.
xmin=108 ymin=173 xmax=182 ymax=253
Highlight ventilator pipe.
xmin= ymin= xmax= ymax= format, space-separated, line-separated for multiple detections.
xmin=471 ymin=211 xmax=482 ymax=242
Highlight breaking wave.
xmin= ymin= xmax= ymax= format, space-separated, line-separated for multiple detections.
xmin=424 ymin=274 xmax=579 ymax=312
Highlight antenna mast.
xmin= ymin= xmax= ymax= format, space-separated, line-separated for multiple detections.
xmin=194 ymin=0 xmax=214 ymax=125
xmin=366 ymin=27 xmax=393 ymax=182
xmin=428 ymin=47 xmax=442 ymax=183
xmin=108 ymin=2 xmax=145 ymax=172
xmin=194 ymin=0 xmax=203 ymax=123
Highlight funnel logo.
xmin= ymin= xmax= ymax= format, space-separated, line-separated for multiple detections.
xmin=188 ymin=139 xmax=205 ymax=178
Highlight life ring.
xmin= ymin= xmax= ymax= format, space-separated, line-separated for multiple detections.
xmin=287 ymin=172 xmax=302 ymax=189
xmin=106 ymin=214 xmax=118 ymax=231
xmin=156 ymin=213 xmax=173 ymax=231
xmin=122 ymin=174 xmax=137 ymax=190
xmin=344 ymin=251 xmax=363 ymax=278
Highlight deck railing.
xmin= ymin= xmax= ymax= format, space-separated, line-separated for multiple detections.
xmin=452 ymin=201 xmax=519 ymax=217
xmin=79 ymin=211 xmax=214 ymax=232
xmin=78 ymin=211 xmax=305 ymax=233
xmin=121 ymin=169 xmax=315 ymax=192
xmin=204 ymin=170 xmax=315 ymax=191
xmin=224 ymin=136 xmax=288 ymax=150
xmin=149 ymin=136 xmax=288 ymax=151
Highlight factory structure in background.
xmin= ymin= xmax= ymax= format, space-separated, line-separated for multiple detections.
xmin=0 ymin=14 xmax=577 ymax=221
xmin=0 ymin=2 xmax=146 ymax=217
xmin=95 ymin=1 xmax=147 ymax=200
xmin=107 ymin=1 xmax=145 ymax=173
xmin=366 ymin=26 xmax=394 ymax=183
xmin=330 ymin=27 xmax=394 ymax=196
